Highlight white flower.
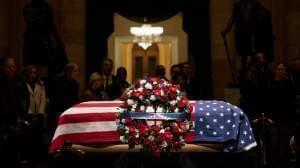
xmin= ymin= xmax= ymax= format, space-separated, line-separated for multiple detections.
xmin=132 ymin=103 xmax=137 ymax=108
xmin=159 ymin=129 xmax=165 ymax=134
xmin=161 ymin=140 xmax=168 ymax=148
xmin=160 ymin=90 xmax=165 ymax=96
xmin=145 ymin=82 xmax=152 ymax=90
xmin=170 ymin=100 xmax=177 ymax=106
xmin=148 ymin=135 xmax=155 ymax=141
xmin=137 ymin=87 xmax=144 ymax=92
xmin=150 ymin=95 xmax=156 ymax=101
xmin=127 ymin=90 xmax=132 ymax=96
xmin=120 ymin=136 xmax=126 ymax=142
xmin=138 ymin=95 xmax=144 ymax=100
xmin=121 ymin=118 xmax=126 ymax=123
xmin=174 ymin=108 xmax=179 ymax=113
xmin=156 ymin=106 xmax=164 ymax=113
xmin=146 ymin=106 xmax=155 ymax=113
xmin=183 ymin=122 xmax=190 ymax=130
xmin=145 ymin=99 xmax=150 ymax=104
xmin=171 ymin=122 xmax=178 ymax=127
xmin=153 ymin=81 xmax=158 ymax=85
xmin=127 ymin=99 xmax=134 ymax=105
xmin=140 ymin=79 xmax=146 ymax=85
xmin=135 ymin=134 xmax=139 ymax=138
xmin=140 ymin=105 xmax=145 ymax=112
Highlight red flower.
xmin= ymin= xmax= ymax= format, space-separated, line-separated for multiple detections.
xmin=178 ymin=98 xmax=188 ymax=108
xmin=124 ymin=117 xmax=132 ymax=125
xmin=143 ymin=138 xmax=152 ymax=146
xmin=157 ymin=134 xmax=165 ymax=143
xmin=135 ymin=107 xmax=141 ymax=112
xmin=169 ymin=92 xmax=177 ymax=99
xmin=149 ymin=77 xmax=160 ymax=83
xmin=134 ymin=80 xmax=140 ymax=88
xmin=164 ymin=130 xmax=172 ymax=139
xmin=128 ymin=136 xmax=137 ymax=148
xmin=153 ymin=89 xmax=161 ymax=96
xmin=161 ymin=96 xmax=168 ymax=103
xmin=150 ymin=125 xmax=160 ymax=132
xmin=173 ymin=127 xmax=182 ymax=134
xmin=169 ymin=105 xmax=175 ymax=112
xmin=139 ymin=125 xmax=149 ymax=135
xmin=137 ymin=121 xmax=146 ymax=128
xmin=129 ymin=126 xmax=135 ymax=133
xmin=169 ymin=84 xmax=177 ymax=93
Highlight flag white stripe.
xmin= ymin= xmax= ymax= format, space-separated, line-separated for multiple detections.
xmin=61 ymin=107 xmax=119 ymax=116
xmin=52 ymin=121 xmax=117 ymax=141
xmin=78 ymin=101 xmax=123 ymax=105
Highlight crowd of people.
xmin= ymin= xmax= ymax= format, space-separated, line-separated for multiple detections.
xmin=238 ymin=51 xmax=300 ymax=168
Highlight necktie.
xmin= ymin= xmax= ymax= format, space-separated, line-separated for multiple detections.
xmin=105 ymin=76 xmax=109 ymax=88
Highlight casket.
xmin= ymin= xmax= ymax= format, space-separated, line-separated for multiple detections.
xmin=49 ymin=100 xmax=258 ymax=168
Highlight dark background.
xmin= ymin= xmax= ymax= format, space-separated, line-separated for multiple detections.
xmin=86 ymin=0 xmax=212 ymax=99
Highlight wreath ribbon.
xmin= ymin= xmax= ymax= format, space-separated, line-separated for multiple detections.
xmin=120 ymin=112 xmax=187 ymax=120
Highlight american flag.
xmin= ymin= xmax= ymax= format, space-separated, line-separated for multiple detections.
xmin=194 ymin=100 xmax=257 ymax=152
xmin=49 ymin=100 xmax=256 ymax=153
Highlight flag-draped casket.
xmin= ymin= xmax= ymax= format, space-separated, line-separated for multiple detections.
xmin=49 ymin=100 xmax=257 ymax=153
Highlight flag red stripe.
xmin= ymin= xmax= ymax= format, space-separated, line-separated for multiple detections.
xmin=58 ymin=113 xmax=118 ymax=125
xmin=49 ymin=131 xmax=121 ymax=153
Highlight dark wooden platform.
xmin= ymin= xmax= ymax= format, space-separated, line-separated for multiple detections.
xmin=49 ymin=143 xmax=259 ymax=168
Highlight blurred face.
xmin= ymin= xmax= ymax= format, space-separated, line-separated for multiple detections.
xmin=255 ymin=52 xmax=266 ymax=65
xmin=275 ymin=63 xmax=287 ymax=80
xmin=3 ymin=58 xmax=16 ymax=79
xmin=171 ymin=67 xmax=181 ymax=77
xmin=92 ymin=78 xmax=103 ymax=90
xmin=182 ymin=63 xmax=191 ymax=76
xmin=117 ymin=68 xmax=127 ymax=81
xmin=102 ymin=60 xmax=113 ymax=76
xmin=27 ymin=66 xmax=38 ymax=83
xmin=70 ymin=65 xmax=79 ymax=80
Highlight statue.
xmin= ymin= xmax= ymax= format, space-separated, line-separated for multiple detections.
xmin=222 ymin=0 xmax=274 ymax=69
xmin=23 ymin=0 xmax=68 ymax=78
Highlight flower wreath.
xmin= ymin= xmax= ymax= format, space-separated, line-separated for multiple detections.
xmin=116 ymin=77 xmax=191 ymax=156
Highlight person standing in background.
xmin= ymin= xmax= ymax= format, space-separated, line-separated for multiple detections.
xmin=48 ymin=63 xmax=80 ymax=136
xmin=19 ymin=64 xmax=47 ymax=166
xmin=0 ymin=56 xmax=25 ymax=167
xmin=100 ymin=58 xmax=120 ymax=100
xmin=82 ymin=72 xmax=109 ymax=101
xmin=116 ymin=67 xmax=130 ymax=95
